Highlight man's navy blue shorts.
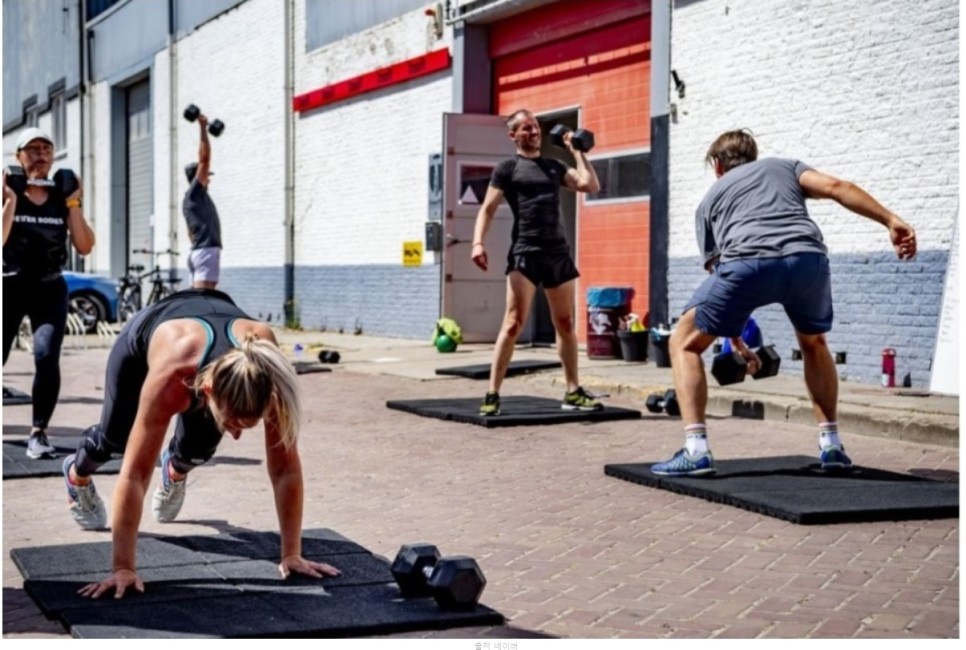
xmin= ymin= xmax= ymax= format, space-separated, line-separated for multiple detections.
xmin=684 ymin=253 xmax=833 ymax=337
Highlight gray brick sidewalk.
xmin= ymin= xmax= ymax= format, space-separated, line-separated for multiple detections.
xmin=2 ymin=335 xmax=958 ymax=639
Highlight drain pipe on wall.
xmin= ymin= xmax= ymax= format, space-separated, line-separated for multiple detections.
xmin=283 ymin=0 xmax=296 ymax=326
xmin=78 ymin=0 xmax=89 ymax=271
xmin=649 ymin=0 xmax=672 ymax=329
xmin=167 ymin=0 xmax=180 ymax=275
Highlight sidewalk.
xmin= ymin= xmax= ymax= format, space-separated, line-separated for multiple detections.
xmin=272 ymin=330 xmax=959 ymax=448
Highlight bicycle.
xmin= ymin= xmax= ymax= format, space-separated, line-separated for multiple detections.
xmin=117 ymin=249 xmax=182 ymax=323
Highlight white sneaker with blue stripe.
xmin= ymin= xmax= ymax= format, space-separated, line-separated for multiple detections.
xmin=651 ymin=448 xmax=716 ymax=477
xmin=63 ymin=454 xmax=108 ymax=530
xmin=152 ymin=448 xmax=187 ymax=523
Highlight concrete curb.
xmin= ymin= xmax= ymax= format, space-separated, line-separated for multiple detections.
xmin=542 ymin=375 xmax=960 ymax=449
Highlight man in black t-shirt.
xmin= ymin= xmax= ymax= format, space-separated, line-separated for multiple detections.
xmin=182 ymin=112 xmax=222 ymax=289
xmin=471 ymin=109 xmax=602 ymax=416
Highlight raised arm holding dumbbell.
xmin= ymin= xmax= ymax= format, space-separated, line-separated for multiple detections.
xmin=652 ymin=129 xmax=917 ymax=478
xmin=3 ymin=128 xmax=96 ymax=460
xmin=182 ymin=104 xmax=223 ymax=290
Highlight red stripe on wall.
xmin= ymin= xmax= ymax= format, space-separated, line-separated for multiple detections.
xmin=489 ymin=0 xmax=651 ymax=59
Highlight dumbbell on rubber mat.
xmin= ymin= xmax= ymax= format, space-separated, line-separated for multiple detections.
xmin=183 ymin=104 xmax=225 ymax=137
xmin=390 ymin=543 xmax=486 ymax=611
xmin=711 ymin=344 xmax=782 ymax=386
xmin=645 ymin=389 xmax=680 ymax=417
xmin=549 ymin=125 xmax=595 ymax=152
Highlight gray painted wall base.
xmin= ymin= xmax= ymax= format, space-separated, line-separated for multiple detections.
xmin=668 ymin=250 xmax=949 ymax=387
xmin=220 ymin=264 xmax=440 ymax=339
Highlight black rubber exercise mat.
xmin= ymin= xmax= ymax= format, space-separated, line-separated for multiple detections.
xmin=3 ymin=385 xmax=31 ymax=405
xmin=435 ymin=359 xmax=562 ymax=379
xmin=386 ymin=395 xmax=641 ymax=428
xmin=604 ymin=455 xmax=960 ymax=525
xmin=3 ymin=441 xmax=123 ymax=480
xmin=11 ymin=528 xmax=504 ymax=638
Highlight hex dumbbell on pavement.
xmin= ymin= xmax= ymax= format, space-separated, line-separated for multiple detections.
xmin=645 ymin=389 xmax=680 ymax=417
xmin=390 ymin=543 xmax=439 ymax=598
xmin=427 ymin=555 xmax=486 ymax=611
xmin=390 ymin=543 xmax=486 ymax=610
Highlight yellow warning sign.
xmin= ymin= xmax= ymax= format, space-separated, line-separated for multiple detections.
xmin=403 ymin=241 xmax=423 ymax=267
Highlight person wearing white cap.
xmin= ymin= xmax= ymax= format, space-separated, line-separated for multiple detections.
xmin=2 ymin=127 xmax=96 ymax=460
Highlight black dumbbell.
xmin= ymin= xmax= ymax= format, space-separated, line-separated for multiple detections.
xmin=390 ymin=543 xmax=486 ymax=611
xmin=184 ymin=104 xmax=225 ymax=137
xmin=6 ymin=165 xmax=79 ymax=199
xmin=549 ymin=125 xmax=595 ymax=153
xmin=645 ymin=389 xmax=680 ymax=416
xmin=318 ymin=350 xmax=340 ymax=364
xmin=711 ymin=344 xmax=782 ymax=386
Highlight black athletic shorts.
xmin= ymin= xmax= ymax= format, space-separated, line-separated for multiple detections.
xmin=505 ymin=250 xmax=580 ymax=289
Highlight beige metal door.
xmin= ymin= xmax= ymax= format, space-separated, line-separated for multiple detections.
xmin=441 ymin=113 xmax=516 ymax=343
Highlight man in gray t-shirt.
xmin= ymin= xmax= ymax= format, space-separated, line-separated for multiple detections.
xmin=182 ymin=112 xmax=221 ymax=289
xmin=652 ymin=129 xmax=917 ymax=479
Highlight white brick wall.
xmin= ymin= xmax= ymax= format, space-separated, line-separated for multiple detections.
xmin=668 ymin=0 xmax=959 ymax=384
xmin=172 ymin=0 xmax=286 ymax=271
xmin=293 ymin=1 xmax=453 ymax=267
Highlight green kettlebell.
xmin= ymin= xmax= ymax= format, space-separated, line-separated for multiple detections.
xmin=435 ymin=334 xmax=458 ymax=353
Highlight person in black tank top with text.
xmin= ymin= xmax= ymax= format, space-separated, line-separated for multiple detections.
xmin=2 ymin=127 xmax=95 ymax=460
xmin=471 ymin=109 xmax=603 ymax=416
xmin=62 ymin=289 xmax=341 ymax=599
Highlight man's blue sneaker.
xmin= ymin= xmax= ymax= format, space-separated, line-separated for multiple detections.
xmin=651 ymin=448 xmax=716 ymax=477
xmin=820 ymin=445 xmax=852 ymax=470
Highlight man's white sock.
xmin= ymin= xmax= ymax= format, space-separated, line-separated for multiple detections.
xmin=819 ymin=422 xmax=841 ymax=449
xmin=684 ymin=424 xmax=709 ymax=455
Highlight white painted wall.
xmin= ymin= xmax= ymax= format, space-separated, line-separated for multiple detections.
xmin=293 ymin=1 xmax=453 ymax=267
xmin=668 ymin=0 xmax=959 ymax=384
xmin=172 ymin=0 xmax=286 ymax=271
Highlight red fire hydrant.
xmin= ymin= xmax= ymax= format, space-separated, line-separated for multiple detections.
xmin=881 ymin=348 xmax=896 ymax=388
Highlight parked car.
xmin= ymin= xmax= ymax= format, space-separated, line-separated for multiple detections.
xmin=64 ymin=271 xmax=119 ymax=333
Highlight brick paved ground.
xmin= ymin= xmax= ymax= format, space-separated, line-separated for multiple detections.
xmin=2 ymin=345 xmax=959 ymax=639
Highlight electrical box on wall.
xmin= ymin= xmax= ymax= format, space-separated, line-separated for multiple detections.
xmin=425 ymin=221 xmax=442 ymax=252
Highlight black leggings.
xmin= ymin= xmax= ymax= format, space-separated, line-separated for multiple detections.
xmin=2 ymin=275 xmax=68 ymax=430
xmin=72 ymin=309 xmax=224 ymax=478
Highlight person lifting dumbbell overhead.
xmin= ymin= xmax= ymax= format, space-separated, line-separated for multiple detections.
xmin=3 ymin=128 xmax=95 ymax=460
xmin=471 ymin=109 xmax=602 ymax=416
xmin=652 ymin=129 xmax=917 ymax=477
xmin=182 ymin=104 xmax=223 ymax=290
xmin=62 ymin=288 xmax=341 ymax=598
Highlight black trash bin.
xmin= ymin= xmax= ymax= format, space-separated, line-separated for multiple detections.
xmin=617 ymin=330 xmax=648 ymax=362
xmin=648 ymin=329 xmax=672 ymax=368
